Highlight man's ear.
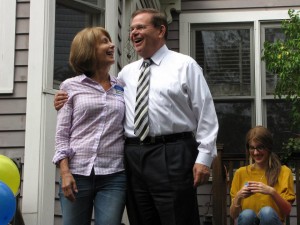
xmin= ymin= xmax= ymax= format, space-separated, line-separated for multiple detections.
xmin=158 ymin=25 xmax=166 ymax=38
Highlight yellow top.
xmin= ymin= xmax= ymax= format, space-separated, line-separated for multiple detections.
xmin=230 ymin=165 xmax=295 ymax=221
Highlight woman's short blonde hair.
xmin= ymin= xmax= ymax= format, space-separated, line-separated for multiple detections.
xmin=69 ymin=27 xmax=112 ymax=77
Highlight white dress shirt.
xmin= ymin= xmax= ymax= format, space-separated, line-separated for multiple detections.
xmin=118 ymin=45 xmax=219 ymax=167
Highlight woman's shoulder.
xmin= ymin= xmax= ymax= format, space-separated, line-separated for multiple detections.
xmin=60 ymin=75 xmax=84 ymax=89
xmin=235 ymin=165 xmax=248 ymax=174
xmin=280 ymin=165 xmax=293 ymax=174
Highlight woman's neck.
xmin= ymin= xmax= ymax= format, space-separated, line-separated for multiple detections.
xmin=90 ymin=67 xmax=111 ymax=91
xmin=91 ymin=66 xmax=110 ymax=82
xmin=253 ymin=162 xmax=267 ymax=170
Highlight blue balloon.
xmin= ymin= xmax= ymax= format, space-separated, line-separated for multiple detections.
xmin=0 ymin=181 xmax=16 ymax=225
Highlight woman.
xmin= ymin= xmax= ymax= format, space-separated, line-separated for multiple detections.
xmin=52 ymin=27 xmax=126 ymax=225
xmin=230 ymin=126 xmax=295 ymax=225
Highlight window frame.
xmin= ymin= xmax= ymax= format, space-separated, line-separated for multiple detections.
xmin=260 ymin=22 xmax=283 ymax=100
xmin=180 ymin=9 xmax=297 ymax=153
xmin=0 ymin=0 xmax=16 ymax=93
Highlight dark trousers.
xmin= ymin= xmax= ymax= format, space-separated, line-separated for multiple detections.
xmin=125 ymin=136 xmax=200 ymax=225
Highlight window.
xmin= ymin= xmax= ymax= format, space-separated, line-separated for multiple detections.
xmin=193 ymin=25 xmax=252 ymax=97
xmin=191 ymin=22 xmax=293 ymax=154
xmin=53 ymin=0 xmax=105 ymax=89
xmin=191 ymin=24 xmax=254 ymax=153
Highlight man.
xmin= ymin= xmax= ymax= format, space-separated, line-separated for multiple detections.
xmin=119 ymin=8 xmax=218 ymax=225
xmin=55 ymin=8 xmax=218 ymax=225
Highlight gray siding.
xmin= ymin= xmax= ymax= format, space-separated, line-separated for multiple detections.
xmin=0 ymin=0 xmax=29 ymax=159
xmin=0 ymin=0 xmax=29 ymax=221
xmin=166 ymin=10 xmax=180 ymax=52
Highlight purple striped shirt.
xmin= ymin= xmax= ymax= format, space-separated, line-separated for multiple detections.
xmin=52 ymin=75 xmax=125 ymax=176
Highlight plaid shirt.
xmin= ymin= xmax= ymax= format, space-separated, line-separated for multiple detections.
xmin=53 ymin=75 xmax=125 ymax=176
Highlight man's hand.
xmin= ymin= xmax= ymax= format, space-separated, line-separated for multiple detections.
xmin=54 ymin=90 xmax=68 ymax=110
xmin=193 ymin=163 xmax=210 ymax=187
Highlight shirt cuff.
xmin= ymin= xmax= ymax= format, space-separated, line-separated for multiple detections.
xmin=195 ymin=152 xmax=214 ymax=167
xmin=52 ymin=149 xmax=75 ymax=165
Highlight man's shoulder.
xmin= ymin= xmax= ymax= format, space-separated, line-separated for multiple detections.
xmin=118 ymin=60 xmax=141 ymax=79
xmin=166 ymin=49 xmax=195 ymax=63
xmin=122 ymin=60 xmax=141 ymax=71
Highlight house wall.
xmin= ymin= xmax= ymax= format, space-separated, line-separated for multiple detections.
xmin=0 ymin=0 xmax=29 ymax=160
xmin=0 ymin=0 xmax=30 ymax=214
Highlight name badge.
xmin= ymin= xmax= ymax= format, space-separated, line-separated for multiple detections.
xmin=113 ymin=85 xmax=124 ymax=96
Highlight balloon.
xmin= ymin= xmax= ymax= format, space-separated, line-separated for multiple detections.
xmin=0 ymin=155 xmax=20 ymax=195
xmin=0 ymin=181 xmax=16 ymax=225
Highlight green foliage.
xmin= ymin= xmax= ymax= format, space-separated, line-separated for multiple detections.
xmin=261 ymin=9 xmax=300 ymax=162
xmin=280 ymin=137 xmax=300 ymax=165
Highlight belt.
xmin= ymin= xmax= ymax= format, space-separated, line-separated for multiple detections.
xmin=125 ymin=132 xmax=194 ymax=145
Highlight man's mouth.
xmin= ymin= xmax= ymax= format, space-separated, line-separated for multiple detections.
xmin=134 ymin=38 xmax=143 ymax=44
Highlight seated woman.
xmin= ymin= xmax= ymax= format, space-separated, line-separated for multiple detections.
xmin=230 ymin=126 xmax=295 ymax=225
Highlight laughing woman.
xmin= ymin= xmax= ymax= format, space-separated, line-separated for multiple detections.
xmin=230 ymin=126 xmax=295 ymax=225
xmin=52 ymin=27 xmax=126 ymax=225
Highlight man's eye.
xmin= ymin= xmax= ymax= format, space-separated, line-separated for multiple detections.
xmin=130 ymin=25 xmax=146 ymax=32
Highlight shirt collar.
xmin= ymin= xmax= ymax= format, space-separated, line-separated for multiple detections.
xmin=139 ymin=44 xmax=168 ymax=69
xmin=79 ymin=74 xmax=117 ymax=86
xmin=150 ymin=44 xmax=168 ymax=66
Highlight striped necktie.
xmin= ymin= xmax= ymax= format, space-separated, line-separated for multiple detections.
xmin=134 ymin=59 xmax=152 ymax=141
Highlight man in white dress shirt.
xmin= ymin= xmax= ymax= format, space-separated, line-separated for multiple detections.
xmin=119 ymin=8 xmax=218 ymax=225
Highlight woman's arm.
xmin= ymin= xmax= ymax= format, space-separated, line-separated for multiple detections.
xmin=59 ymin=158 xmax=78 ymax=202
xmin=230 ymin=185 xmax=253 ymax=219
xmin=229 ymin=192 xmax=243 ymax=219
xmin=269 ymin=187 xmax=292 ymax=216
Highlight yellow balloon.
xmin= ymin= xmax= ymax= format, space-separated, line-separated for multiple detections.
xmin=0 ymin=155 xmax=20 ymax=195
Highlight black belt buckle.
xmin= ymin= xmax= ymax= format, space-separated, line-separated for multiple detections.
xmin=149 ymin=136 xmax=156 ymax=144
xmin=141 ymin=136 xmax=156 ymax=145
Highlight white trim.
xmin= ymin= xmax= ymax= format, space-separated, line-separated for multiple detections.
xmin=180 ymin=9 xmax=293 ymax=53
xmin=180 ymin=9 xmax=293 ymax=24
xmin=0 ymin=0 xmax=16 ymax=93
xmin=254 ymin=20 xmax=263 ymax=124
xmin=105 ymin=0 xmax=118 ymax=76
xmin=22 ymin=0 xmax=56 ymax=224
